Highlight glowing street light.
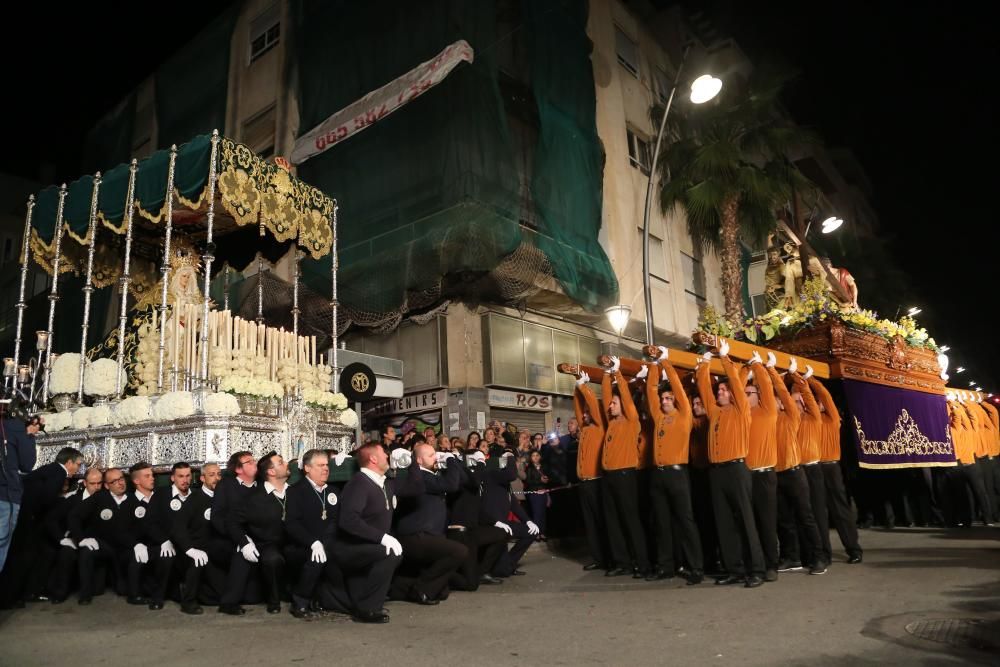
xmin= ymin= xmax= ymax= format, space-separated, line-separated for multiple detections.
xmin=689 ymin=75 xmax=722 ymax=104
xmin=605 ymin=305 xmax=632 ymax=336
xmin=955 ymin=367 xmax=965 ymax=374
xmin=820 ymin=216 xmax=844 ymax=234
xmin=938 ymin=345 xmax=950 ymax=353
xmin=907 ymin=307 xmax=922 ymax=316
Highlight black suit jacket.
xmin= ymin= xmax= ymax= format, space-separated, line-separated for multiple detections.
xmin=232 ymin=485 xmax=287 ymax=549
xmin=43 ymin=490 xmax=85 ymax=544
xmin=396 ymin=460 xmax=461 ymax=537
xmin=20 ymin=461 xmax=67 ymax=522
xmin=338 ymin=464 xmax=424 ymax=545
xmin=68 ymin=489 xmax=133 ymax=549
xmin=447 ymin=459 xmax=486 ymax=528
xmin=147 ymin=487 xmax=193 ymax=547
xmin=480 ymin=457 xmax=529 ymax=525
xmin=211 ymin=475 xmax=257 ymax=544
xmin=171 ymin=487 xmax=216 ymax=554
xmin=120 ymin=493 xmax=157 ymax=548
xmin=285 ymin=479 xmax=339 ymax=548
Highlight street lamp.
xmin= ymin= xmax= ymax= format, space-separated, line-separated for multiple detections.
xmin=907 ymin=307 xmax=922 ymax=316
xmin=939 ymin=345 xmax=950 ymax=353
xmin=605 ymin=305 xmax=632 ymax=336
xmin=641 ymin=44 xmax=721 ymax=344
xmin=820 ymin=216 xmax=844 ymax=234
xmin=955 ymin=366 xmax=965 ymax=374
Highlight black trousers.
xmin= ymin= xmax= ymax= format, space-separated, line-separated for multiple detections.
xmin=689 ymin=466 xmax=719 ymax=571
xmin=821 ymin=462 xmax=862 ymax=560
xmin=222 ymin=543 xmax=285 ymax=606
xmin=602 ymin=469 xmax=650 ymax=571
xmin=578 ymin=478 xmax=610 ymax=568
xmin=284 ymin=538 xmax=350 ymax=611
xmin=948 ymin=463 xmax=993 ymax=526
xmin=709 ymin=462 xmax=764 ymax=577
xmin=447 ymin=526 xmax=507 ymax=591
xmin=649 ymin=466 xmax=703 ymax=572
xmin=47 ymin=546 xmax=79 ymax=601
xmin=491 ymin=522 xmax=535 ymax=577
xmin=750 ymin=469 xmax=778 ymax=572
xmin=130 ymin=544 xmax=173 ymax=605
xmin=975 ymin=457 xmax=997 ymax=523
xmin=77 ymin=539 xmax=123 ymax=599
xmin=393 ymin=532 xmax=467 ymax=600
xmin=334 ymin=542 xmax=402 ymax=614
xmin=802 ymin=464 xmax=830 ymax=560
xmin=991 ymin=457 xmax=1000 ymax=521
xmin=776 ymin=467 xmax=823 ymax=566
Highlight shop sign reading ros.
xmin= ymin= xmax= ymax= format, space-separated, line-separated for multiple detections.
xmin=488 ymin=389 xmax=551 ymax=412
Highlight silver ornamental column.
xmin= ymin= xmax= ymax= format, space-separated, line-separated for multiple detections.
xmin=114 ymin=160 xmax=139 ymax=399
xmin=41 ymin=184 xmax=68 ymax=403
xmin=77 ymin=173 xmax=102 ymax=403
xmin=199 ymin=131 xmax=221 ymax=384
xmin=155 ymin=145 xmax=179 ymax=392
xmin=12 ymin=195 xmax=35 ymax=369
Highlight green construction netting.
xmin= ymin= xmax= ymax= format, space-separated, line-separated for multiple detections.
xmin=293 ymin=0 xmax=617 ymax=321
xmin=294 ymin=0 xmax=521 ymax=318
xmin=155 ymin=6 xmax=237 ymax=149
xmin=526 ymin=0 xmax=617 ymax=309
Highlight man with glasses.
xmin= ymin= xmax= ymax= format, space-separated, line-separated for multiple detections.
xmin=68 ymin=468 xmax=131 ymax=605
xmin=214 ymin=451 xmax=257 ymax=615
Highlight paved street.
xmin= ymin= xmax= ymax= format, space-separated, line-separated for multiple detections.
xmin=1 ymin=526 xmax=997 ymax=666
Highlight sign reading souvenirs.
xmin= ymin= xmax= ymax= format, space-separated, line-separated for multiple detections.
xmin=366 ymin=389 xmax=447 ymax=417
xmin=487 ymin=388 xmax=552 ymax=412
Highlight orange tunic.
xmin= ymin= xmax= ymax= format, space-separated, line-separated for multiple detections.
xmin=601 ymin=370 xmax=641 ymax=471
xmin=809 ymin=378 xmax=842 ymax=462
xmin=769 ymin=367 xmax=801 ymax=472
xmin=966 ymin=402 xmax=992 ymax=459
xmin=980 ymin=401 xmax=1000 ymax=457
xmin=741 ymin=362 xmax=777 ymax=469
xmin=646 ymin=360 xmax=692 ymax=467
xmin=696 ymin=355 xmax=751 ymax=464
xmin=574 ymin=383 xmax=606 ymax=480
xmin=950 ymin=404 xmax=975 ymax=464
xmin=791 ymin=374 xmax=822 ymax=464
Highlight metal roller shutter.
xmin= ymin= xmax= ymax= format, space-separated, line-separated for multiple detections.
xmin=489 ymin=408 xmax=547 ymax=437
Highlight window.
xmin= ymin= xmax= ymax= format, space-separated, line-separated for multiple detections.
xmin=242 ymin=105 xmax=276 ymax=158
xmin=249 ymin=4 xmax=280 ymax=63
xmin=626 ymin=128 xmax=650 ymax=173
xmin=615 ymin=26 xmax=639 ymax=78
xmin=639 ymin=230 xmax=668 ymax=281
xmin=681 ymin=251 xmax=706 ymax=301
xmin=654 ymin=68 xmax=673 ymax=104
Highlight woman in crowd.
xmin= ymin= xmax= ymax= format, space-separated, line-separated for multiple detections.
xmin=524 ymin=449 xmax=550 ymax=541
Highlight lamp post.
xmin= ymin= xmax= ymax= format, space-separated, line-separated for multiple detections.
xmin=605 ymin=304 xmax=632 ymax=354
xmin=641 ymin=44 xmax=721 ymax=345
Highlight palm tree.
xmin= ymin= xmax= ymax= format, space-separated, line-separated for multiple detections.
xmin=655 ymin=68 xmax=817 ymax=324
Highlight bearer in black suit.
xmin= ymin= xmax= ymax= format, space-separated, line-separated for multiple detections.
xmin=284 ymin=449 xmax=352 ymax=619
xmin=481 ymin=448 xmax=538 ymax=577
xmin=146 ymin=462 xmax=198 ymax=614
xmin=445 ymin=449 xmax=507 ymax=590
xmin=44 ymin=468 xmax=104 ymax=603
xmin=391 ymin=443 xmax=467 ymax=604
xmin=68 ymin=468 xmax=132 ymax=604
xmin=226 ymin=451 xmax=290 ymax=614
xmin=214 ymin=451 xmax=259 ymax=615
xmin=121 ymin=462 xmax=173 ymax=610
xmin=170 ymin=463 xmax=229 ymax=612
xmin=335 ymin=442 xmax=424 ymax=624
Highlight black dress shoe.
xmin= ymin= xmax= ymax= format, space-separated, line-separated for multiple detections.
xmin=290 ymin=606 xmax=312 ymax=619
xmin=409 ymin=591 xmax=440 ymax=606
xmin=582 ymin=563 xmax=605 ymax=571
xmin=218 ymin=604 xmax=246 ymax=616
xmin=181 ymin=603 xmax=204 ymax=615
xmin=510 ymin=569 xmax=526 ymax=576
xmin=148 ymin=602 xmax=164 ymax=611
xmin=744 ymin=576 xmax=764 ymax=588
xmin=353 ymin=609 xmax=390 ymax=624
xmin=645 ymin=568 xmax=673 ymax=581
xmin=127 ymin=596 xmax=150 ymax=606
xmin=764 ymin=569 xmax=778 ymax=582
xmin=78 ymin=597 xmax=92 ymax=606
xmin=685 ymin=570 xmax=704 ymax=585
xmin=26 ymin=594 xmax=50 ymax=603
xmin=847 ymin=554 xmax=863 ymax=564
xmin=605 ymin=567 xmax=629 ymax=577
xmin=267 ymin=603 xmax=281 ymax=614
xmin=479 ymin=574 xmax=504 ymax=585
xmin=715 ymin=575 xmax=743 ymax=586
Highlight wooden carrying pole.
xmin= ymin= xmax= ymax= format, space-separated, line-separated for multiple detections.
xmin=689 ymin=334 xmax=831 ymax=379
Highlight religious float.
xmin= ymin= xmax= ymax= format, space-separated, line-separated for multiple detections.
xmin=2 ymin=132 xmax=356 ymax=471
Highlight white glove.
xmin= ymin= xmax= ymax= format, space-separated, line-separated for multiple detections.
xmin=635 ymin=364 xmax=649 ymax=380
xmin=380 ymin=534 xmax=403 ymax=557
xmin=240 ymin=541 xmax=260 ymax=563
xmin=134 ymin=543 xmax=149 ymax=564
xmin=719 ymin=338 xmax=730 ymax=357
xmin=390 ymin=448 xmax=412 ymax=469
xmin=332 ymin=451 xmax=349 ymax=466
xmin=750 ymin=351 xmax=763 ymax=365
xmin=310 ymin=541 xmax=327 ymax=564
xmin=701 ymin=351 xmax=712 ymax=363
xmin=60 ymin=537 xmax=77 ymax=550
xmin=766 ymin=352 xmax=777 ymax=368
xmin=467 ymin=451 xmax=486 ymax=465
xmin=661 ymin=368 xmax=669 ymax=382
xmin=657 ymin=345 xmax=669 ymax=361
xmin=946 ymin=392 xmax=955 ymax=402
xmin=186 ymin=548 xmax=209 ymax=567
xmin=79 ymin=538 xmax=99 ymax=551
xmin=804 ymin=365 xmax=814 ymax=380
xmin=526 ymin=521 xmax=540 ymax=536
xmin=788 ymin=358 xmax=798 ymax=374
xmin=576 ymin=370 xmax=590 ymax=386
xmin=494 ymin=521 xmax=513 ymax=536
xmin=160 ymin=540 xmax=176 ymax=558
xmin=436 ymin=451 xmax=455 ymax=465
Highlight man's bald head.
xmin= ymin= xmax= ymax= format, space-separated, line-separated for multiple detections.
xmin=414 ymin=442 xmax=437 ymax=470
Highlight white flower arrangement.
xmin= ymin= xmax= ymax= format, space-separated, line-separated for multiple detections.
xmin=113 ymin=396 xmax=152 ymax=425
xmin=219 ymin=375 xmax=283 ymax=399
xmin=72 ymin=407 xmax=94 ymax=430
xmin=84 ymin=358 xmax=125 ymax=397
xmin=152 ymin=391 xmax=195 ymax=421
xmin=303 ymin=389 xmax=349 ymax=409
xmin=204 ymin=392 xmax=241 ymax=416
xmin=42 ymin=411 xmax=73 ymax=433
xmin=339 ymin=407 xmax=359 ymax=428
xmin=89 ymin=404 xmax=112 ymax=427
xmin=330 ymin=392 xmax=348 ymax=410
xmin=49 ymin=353 xmax=86 ymax=395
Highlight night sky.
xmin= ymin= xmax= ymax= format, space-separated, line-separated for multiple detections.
xmin=3 ymin=1 xmax=995 ymax=388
